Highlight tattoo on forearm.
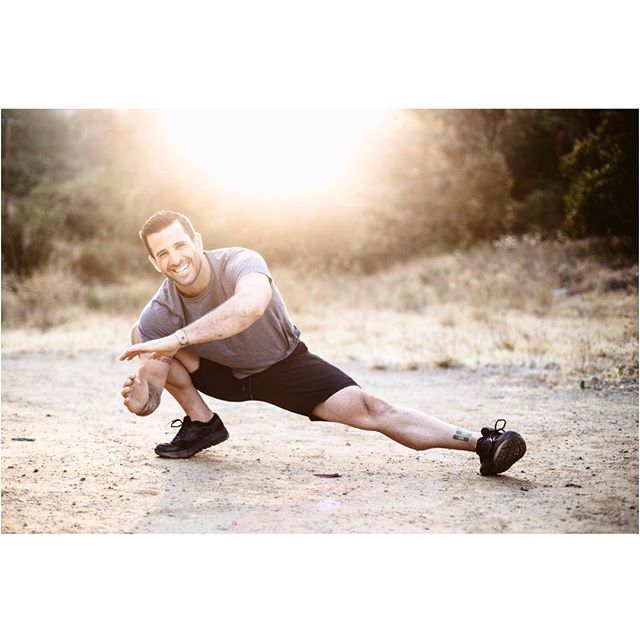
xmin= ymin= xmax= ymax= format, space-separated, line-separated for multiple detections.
xmin=137 ymin=384 xmax=161 ymax=416
xmin=142 ymin=354 xmax=173 ymax=366
xmin=453 ymin=429 xmax=473 ymax=442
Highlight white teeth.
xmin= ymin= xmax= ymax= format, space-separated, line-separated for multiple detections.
xmin=175 ymin=263 xmax=189 ymax=273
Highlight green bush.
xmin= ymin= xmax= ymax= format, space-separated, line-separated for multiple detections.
xmin=514 ymin=184 xmax=566 ymax=233
xmin=562 ymin=110 xmax=638 ymax=244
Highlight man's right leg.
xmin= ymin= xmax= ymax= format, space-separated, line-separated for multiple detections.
xmin=154 ymin=352 xmax=229 ymax=459
xmin=131 ymin=324 xmax=227 ymax=458
xmin=166 ymin=352 xmax=215 ymax=424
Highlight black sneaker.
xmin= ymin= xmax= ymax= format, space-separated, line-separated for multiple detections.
xmin=475 ymin=419 xmax=526 ymax=476
xmin=154 ymin=414 xmax=229 ymax=459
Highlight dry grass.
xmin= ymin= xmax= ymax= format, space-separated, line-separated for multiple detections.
xmin=274 ymin=238 xmax=638 ymax=385
xmin=2 ymin=238 xmax=637 ymax=385
xmin=1 ymin=268 xmax=85 ymax=330
xmin=284 ymin=300 xmax=637 ymax=385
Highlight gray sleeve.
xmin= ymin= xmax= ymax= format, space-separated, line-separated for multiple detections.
xmin=138 ymin=300 xmax=182 ymax=342
xmin=226 ymin=248 xmax=273 ymax=285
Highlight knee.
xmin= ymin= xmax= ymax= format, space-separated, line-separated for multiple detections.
xmin=165 ymin=358 xmax=194 ymax=390
xmin=360 ymin=392 xmax=394 ymax=427
xmin=174 ymin=349 xmax=200 ymax=375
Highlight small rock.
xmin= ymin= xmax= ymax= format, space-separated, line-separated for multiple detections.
xmin=80 ymin=477 xmax=86 ymax=482
xmin=33 ymin=469 xmax=38 ymax=473
xmin=520 ymin=486 xmax=529 ymax=491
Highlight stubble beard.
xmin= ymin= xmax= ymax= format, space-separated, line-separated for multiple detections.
xmin=169 ymin=253 xmax=204 ymax=289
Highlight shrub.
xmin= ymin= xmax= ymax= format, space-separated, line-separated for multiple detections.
xmin=514 ymin=184 xmax=566 ymax=233
xmin=562 ymin=110 xmax=638 ymax=246
xmin=1 ymin=267 xmax=84 ymax=329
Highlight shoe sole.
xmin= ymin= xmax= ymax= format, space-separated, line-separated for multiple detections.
xmin=481 ymin=432 xmax=527 ymax=476
xmin=155 ymin=428 xmax=229 ymax=459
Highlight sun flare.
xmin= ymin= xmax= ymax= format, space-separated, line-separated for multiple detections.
xmin=160 ymin=110 xmax=387 ymax=201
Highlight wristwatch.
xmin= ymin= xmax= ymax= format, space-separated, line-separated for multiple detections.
xmin=175 ymin=328 xmax=190 ymax=347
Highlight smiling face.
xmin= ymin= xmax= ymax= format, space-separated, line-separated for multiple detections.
xmin=146 ymin=220 xmax=210 ymax=295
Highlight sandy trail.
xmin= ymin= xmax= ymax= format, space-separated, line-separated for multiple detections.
xmin=1 ymin=349 xmax=637 ymax=533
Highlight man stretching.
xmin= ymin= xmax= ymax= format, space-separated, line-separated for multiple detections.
xmin=120 ymin=210 xmax=526 ymax=476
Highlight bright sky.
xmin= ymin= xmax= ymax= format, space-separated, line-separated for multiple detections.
xmin=160 ymin=110 xmax=388 ymax=201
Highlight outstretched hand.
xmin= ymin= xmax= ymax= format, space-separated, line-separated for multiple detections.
xmin=118 ymin=334 xmax=181 ymax=361
xmin=121 ymin=366 xmax=150 ymax=414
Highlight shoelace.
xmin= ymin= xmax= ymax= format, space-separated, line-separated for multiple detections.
xmin=493 ymin=419 xmax=507 ymax=433
xmin=482 ymin=418 xmax=507 ymax=439
xmin=169 ymin=417 xmax=191 ymax=442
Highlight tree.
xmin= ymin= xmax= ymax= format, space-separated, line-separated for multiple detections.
xmin=562 ymin=110 xmax=638 ymax=245
xmin=496 ymin=109 xmax=607 ymax=234
xmin=1 ymin=110 xmax=74 ymax=275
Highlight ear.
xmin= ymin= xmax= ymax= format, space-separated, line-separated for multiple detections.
xmin=195 ymin=232 xmax=203 ymax=252
xmin=148 ymin=255 xmax=162 ymax=273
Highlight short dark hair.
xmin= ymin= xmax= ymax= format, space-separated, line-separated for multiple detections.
xmin=139 ymin=210 xmax=197 ymax=256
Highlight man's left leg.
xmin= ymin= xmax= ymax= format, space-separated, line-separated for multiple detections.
xmin=313 ymin=386 xmax=479 ymax=451
xmin=312 ymin=386 xmax=526 ymax=475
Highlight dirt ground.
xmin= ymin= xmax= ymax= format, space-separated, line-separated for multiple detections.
xmin=2 ymin=345 xmax=638 ymax=534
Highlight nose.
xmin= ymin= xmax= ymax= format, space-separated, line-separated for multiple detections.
xmin=167 ymin=248 xmax=182 ymax=265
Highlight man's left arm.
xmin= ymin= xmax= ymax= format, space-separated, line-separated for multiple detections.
xmin=119 ymin=273 xmax=272 ymax=360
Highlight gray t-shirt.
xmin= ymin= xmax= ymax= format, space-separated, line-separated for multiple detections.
xmin=138 ymin=247 xmax=301 ymax=379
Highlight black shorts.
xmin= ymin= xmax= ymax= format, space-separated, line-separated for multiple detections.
xmin=190 ymin=341 xmax=359 ymax=421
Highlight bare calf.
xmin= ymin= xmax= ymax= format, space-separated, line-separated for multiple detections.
xmin=313 ymin=386 xmax=480 ymax=451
